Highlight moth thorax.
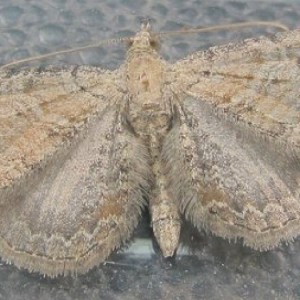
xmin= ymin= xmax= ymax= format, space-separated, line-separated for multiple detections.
xmin=127 ymin=100 xmax=173 ymax=142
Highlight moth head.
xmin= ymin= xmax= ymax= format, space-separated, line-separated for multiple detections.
xmin=127 ymin=22 xmax=160 ymax=51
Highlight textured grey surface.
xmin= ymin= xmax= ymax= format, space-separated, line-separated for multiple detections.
xmin=0 ymin=0 xmax=300 ymax=299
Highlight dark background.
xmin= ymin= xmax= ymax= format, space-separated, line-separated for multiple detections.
xmin=0 ymin=0 xmax=300 ymax=299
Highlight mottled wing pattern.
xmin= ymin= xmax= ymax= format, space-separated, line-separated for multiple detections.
xmin=0 ymin=66 xmax=151 ymax=276
xmin=165 ymin=29 xmax=300 ymax=249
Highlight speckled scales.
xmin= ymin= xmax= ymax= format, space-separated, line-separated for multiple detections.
xmin=0 ymin=26 xmax=299 ymax=277
xmin=168 ymin=29 xmax=300 ymax=249
xmin=0 ymin=66 xmax=151 ymax=276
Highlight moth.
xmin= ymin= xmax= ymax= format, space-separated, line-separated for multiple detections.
xmin=0 ymin=22 xmax=299 ymax=277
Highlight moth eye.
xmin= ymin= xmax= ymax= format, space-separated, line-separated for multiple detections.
xmin=126 ymin=38 xmax=134 ymax=48
xmin=150 ymin=38 xmax=160 ymax=50
xmin=150 ymin=40 xmax=157 ymax=48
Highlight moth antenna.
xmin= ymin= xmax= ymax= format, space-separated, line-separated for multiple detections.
xmin=158 ymin=21 xmax=289 ymax=38
xmin=1 ymin=21 xmax=287 ymax=70
xmin=0 ymin=36 xmax=132 ymax=70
